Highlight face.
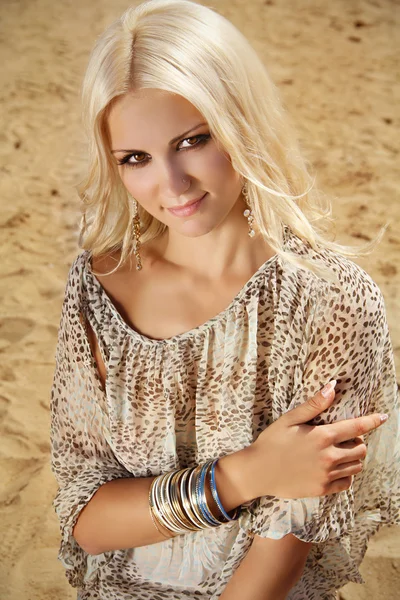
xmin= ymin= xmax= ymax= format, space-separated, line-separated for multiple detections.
xmin=107 ymin=89 xmax=244 ymax=238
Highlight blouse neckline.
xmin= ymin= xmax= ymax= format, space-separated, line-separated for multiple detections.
xmin=83 ymin=230 xmax=291 ymax=346
xmin=84 ymin=253 xmax=280 ymax=346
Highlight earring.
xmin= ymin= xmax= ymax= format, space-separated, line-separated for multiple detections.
xmin=242 ymin=181 xmax=256 ymax=238
xmin=132 ymin=198 xmax=143 ymax=271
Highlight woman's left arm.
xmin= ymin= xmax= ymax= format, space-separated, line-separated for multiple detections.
xmin=219 ymin=533 xmax=312 ymax=600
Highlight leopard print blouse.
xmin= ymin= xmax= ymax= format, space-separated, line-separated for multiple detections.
xmin=50 ymin=228 xmax=399 ymax=599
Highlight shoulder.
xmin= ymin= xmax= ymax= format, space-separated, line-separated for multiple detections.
xmin=66 ymin=250 xmax=91 ymax=278
xmin=90 ymin=249 xmax=124 ymax=275
xmin=286 ymin=230 xmax=383 ymax=302
xmin=318 ymin=246 xmax=383 ymax=304
xmin=307 ymin=246 xmax=387 ymax=333
xmin=64 ymin=249 xmax=127 ymax=291
xmin=282 ymin=231 xmax=386 ymax=332
xmin=281 ymin=232 xmax=383 ymax=316
xmin=63 ymin=251 xmax=91 ymax=298
xmin=59 ymin=251 xmax=92 ymax=326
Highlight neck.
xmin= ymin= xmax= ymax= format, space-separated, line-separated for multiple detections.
xmin=154 ymin=205 xmax=274 ymax=280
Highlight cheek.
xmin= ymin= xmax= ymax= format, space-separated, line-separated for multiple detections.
xmin=119 ymin=169 xmax=153 ymax=203
xmin=203 ymin=149 xmax=240 ymax=189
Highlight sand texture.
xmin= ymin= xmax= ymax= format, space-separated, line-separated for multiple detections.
xmin=0 ymin=0 xmax=398 ymax=598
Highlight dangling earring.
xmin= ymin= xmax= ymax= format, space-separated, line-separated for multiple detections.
xmin=132 ymin=198 xmax=143 ymax=271
xmin=242 ymin=181 xmax=256 ymax=238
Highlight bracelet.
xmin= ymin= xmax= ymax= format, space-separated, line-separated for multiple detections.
xmin=197 ymin=460 xmax=225 ymax=526
xmin=152 ymin=471 xmax=184 ymax=534
xmin=148 ymin=459 xmax=242 ymax=537
xmin=149 ymin=479 xmax=173 ymax=539
xmin=180 ymin=466 xmax=205 ymax=530
xmin=155 ymin=470 xmax=192 ymax=534
xmin=159 ymin=470 xmax=189 ymax=534
xmin=189 ymin=465 xmax=213 ymax=528
xmin=174 ymin=469 xmax=203 ymax=531
xmin=209 ymin=458 xmax=241 ymax=521
xmin=169 ymin=469 xmax=199 ymax=532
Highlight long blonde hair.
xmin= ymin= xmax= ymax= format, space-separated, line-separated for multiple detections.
xmin=78 ymin=0 xmax=388 ymax=283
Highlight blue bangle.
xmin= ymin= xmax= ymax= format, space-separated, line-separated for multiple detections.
xmin=210 ymin=459 xmax=240 ymax=521
xmin=196 ymin=460 xmax=221 ymax=526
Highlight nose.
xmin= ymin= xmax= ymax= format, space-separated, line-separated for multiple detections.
xmin=158 ymin=159 xmax=191 ymax=199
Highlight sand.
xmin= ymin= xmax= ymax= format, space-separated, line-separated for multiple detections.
xmin=0 ymin=0 xmax=398 ymax=598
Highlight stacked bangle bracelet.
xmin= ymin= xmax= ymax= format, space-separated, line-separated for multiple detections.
xmin=149 ymin=458 xmax=241 ymax=537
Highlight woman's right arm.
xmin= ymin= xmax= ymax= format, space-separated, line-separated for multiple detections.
xmin=73 ymin=324 xmax=253 ymax=555
xmin=72 ymin=448 xmax=252 ymax=555
xmin=73 ymin=329 xmax=387 ymax=556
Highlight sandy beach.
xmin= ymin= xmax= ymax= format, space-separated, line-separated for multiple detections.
xmin=0 ymin=0 xmax=398 ymax=598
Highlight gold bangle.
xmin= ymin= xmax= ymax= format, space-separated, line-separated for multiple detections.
xmin=180 ymin=467 xmax=205 ymax=529
xmin=153 ymin=471 xmax=184 ymax=534
xmin=160 ymin=470 xmax=189 ymax=533
xmin=149 ymin=479 xmax=173 ymax=539
xmin=169 ymin=469 xmax=200 ymax=531
xmin=174 ymin=468 xmax=203 ymax=530
xmin=150 ymin=504 xmax=172 ymax=539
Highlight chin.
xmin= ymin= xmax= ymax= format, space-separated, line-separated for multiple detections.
xmin=174 ymin=221 xmax=217 ymax=237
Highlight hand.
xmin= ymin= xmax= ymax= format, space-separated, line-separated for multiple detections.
xmin=245 ymin=380 xmax=387 ymax=499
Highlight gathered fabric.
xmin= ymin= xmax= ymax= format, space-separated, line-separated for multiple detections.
xmin=51 ymin=228 xmax=400 ymax=599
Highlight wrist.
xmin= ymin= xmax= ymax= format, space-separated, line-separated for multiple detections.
xmin=214 ymin=446 xmax=259 ymax=512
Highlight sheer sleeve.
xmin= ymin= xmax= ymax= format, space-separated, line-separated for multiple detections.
xmin=239 ymin=261 xmax=400 ymax=549
xmin=50 ymin=255 xmax=132 ymax=588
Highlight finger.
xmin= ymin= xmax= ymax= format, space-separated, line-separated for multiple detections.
xmin=329 ymin=461 xmax=363 ymax=481
xmin=335 ymin=442 xmax=367 ymax=464
xmin=325 ymin=476 xmax=353 ymax=495
xmin=285 ymin=380 xmax=337 ymax=426
xmin=335 ymin=438 xmax=365 ymax=451
xmin=329 ymin=413 xmax=388 ymax=444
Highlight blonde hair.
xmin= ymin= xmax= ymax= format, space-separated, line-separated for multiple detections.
xmin=78 ymin=0 xmax=388 ymax=283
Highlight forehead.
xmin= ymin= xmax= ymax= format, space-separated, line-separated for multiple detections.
xmin=107 ymin=89 xmax=205 ymax=149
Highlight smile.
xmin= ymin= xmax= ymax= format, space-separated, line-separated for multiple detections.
xmin=167 ymin=193 xmax=207 ymax=217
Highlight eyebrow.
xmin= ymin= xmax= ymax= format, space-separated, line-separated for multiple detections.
xmin=111 ymin=122 xmax=207 ymax=154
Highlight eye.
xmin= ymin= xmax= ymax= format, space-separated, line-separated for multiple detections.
xmin=116 ymin=133 xmax=211 ymax=170
xmin=117 ymin=152 xmax=148 ymax=169
xmin=178 ymin=134 xmax=210 ymax=149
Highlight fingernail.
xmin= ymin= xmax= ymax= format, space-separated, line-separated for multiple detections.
xmin=380 ymin=414 xmax=388 ymax=423
xmin=321 ymin=379 xmax=337 ymax=398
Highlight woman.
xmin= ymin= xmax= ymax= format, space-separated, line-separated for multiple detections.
xmin=50 ymin=1 xmax=399 ymax=599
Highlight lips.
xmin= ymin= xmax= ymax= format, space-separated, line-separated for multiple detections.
xmin=169 ymin=194 xmax=206 ymax=210
xmin=167 ymin=193 xmax=207 ymax=217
